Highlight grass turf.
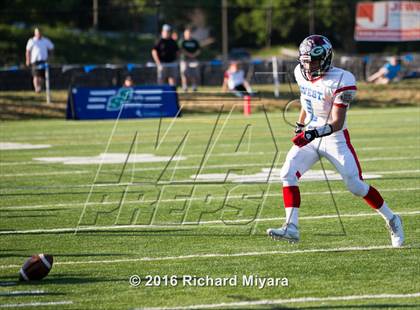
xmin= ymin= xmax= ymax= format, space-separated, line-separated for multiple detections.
xmin=0 ymin=104 xmax=419 ymax=309
xmin=1 ymin=80 xmax=419 ymax=120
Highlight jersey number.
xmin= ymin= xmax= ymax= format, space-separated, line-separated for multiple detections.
xmin=305 ymin=99 xmax=318 ymax=122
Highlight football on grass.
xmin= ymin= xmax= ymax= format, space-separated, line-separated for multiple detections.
xmin=19 ymin=254 xmax=53 ymax=281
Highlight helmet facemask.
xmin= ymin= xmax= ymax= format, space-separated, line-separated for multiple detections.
xmin=300 ymin=55 xmax=323 ymax=80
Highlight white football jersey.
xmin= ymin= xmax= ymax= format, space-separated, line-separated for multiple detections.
xmin=294 ymin=65 xmax=357 ymax=135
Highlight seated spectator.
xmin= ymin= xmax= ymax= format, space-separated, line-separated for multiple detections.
xmin=123 ymin=76 xmax=134 ymax=87
xmin=367 ymin=56 xmax=402 ymax=84
xmin=222 ymin=61 xmax=252 ymax=97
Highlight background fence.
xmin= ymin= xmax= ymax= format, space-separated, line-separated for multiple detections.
xmin=0 ymin=54 xmax=418 ymax=91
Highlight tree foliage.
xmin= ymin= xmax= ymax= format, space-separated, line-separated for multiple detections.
xmin=230 ymin=0 xmax=359 ymax=49
xmin=0 ymin=0 xmax=415 ymax=62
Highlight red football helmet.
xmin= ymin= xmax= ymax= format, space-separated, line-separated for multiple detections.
xmin=299 ymin=35 xmax=333 ymax=80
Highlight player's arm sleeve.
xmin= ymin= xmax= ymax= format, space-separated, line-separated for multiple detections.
xmin=152 ymin=39 xmax=160 ymax=51
xmin=333 ymin=72 xmax=357 ymax=108
xmin=47 ymin=39 xmax=54 ymax=50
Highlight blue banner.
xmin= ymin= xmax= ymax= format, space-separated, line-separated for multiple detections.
xmin=67 ymin=85 xmax=179 ymax=120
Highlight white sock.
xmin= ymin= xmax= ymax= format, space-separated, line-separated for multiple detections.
xmin=376 ymin=202 xmax=394 ymax=221
xmin=285 ymin=207 xmax=299 ymax=226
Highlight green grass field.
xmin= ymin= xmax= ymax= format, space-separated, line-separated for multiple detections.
xmin=0 ymin=102 xmax=419 ymax=309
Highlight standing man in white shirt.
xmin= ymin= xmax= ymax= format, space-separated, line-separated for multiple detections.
xmin=25 ymin=28 xmax=54 ymax=93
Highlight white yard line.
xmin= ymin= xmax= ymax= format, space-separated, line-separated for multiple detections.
xmin=373 ymin=169 xmax=420 ymax=174
xmin=1 ymin=162 xmax=420 ymax=178
xmin=1 ymin=140 xmax=418 ymax=152
xmin=0 ymin=301 xmax=73 ymax=308
xmin=0 ymin=290 xmax=46 ymax=296
xmin=0 ymin=210 xmax=418 ymax=236
xmin=140 ymin=293 xmax=420 ymax=310
xmin=1 ymin=187 xmax=419 ymax=211
xmin=0 ymin=245 xmax=409 ymax=270
xmin=1 ymin=170 xmax=90 ymax=177
xmin=0 ymin=153 xmax=271 ymax=174
xmin=358 ymin=145 xmax=419 ymax=151
xmin=0 ymin=161 xmax=35 ymax=166
xmin=361 ymin=156 xmax=420 ymax=162
xmin=1 ymin=145 xmax=419 ymax=166
xmin=1 ymin=144 xmax=418 ymax=164
xmin=2 ymin=116 xmax=415 ymax=140
xmin=1 ymin=161 xmax=274 ymax=168
xmin=0 ymin=224 xmax=193 ymax=235
xmin=0 ymin=225 xmax=188 ymax=235
xmin=186 ymin=210 xmax=420 ymax=225
xmin=1 ymin=112 xmax=417 ymax=140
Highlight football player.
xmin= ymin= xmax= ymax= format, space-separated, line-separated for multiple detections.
xmin=267 ymin=35 xmax=404 ymax=247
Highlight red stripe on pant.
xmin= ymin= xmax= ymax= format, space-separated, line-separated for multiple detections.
xmin=363 ymin=186 xmax=384 ymax=209
xmin=283 ymin=186 xmax=301 ymax=208
xmin=343 ymin=129 xmax=363 ymax=180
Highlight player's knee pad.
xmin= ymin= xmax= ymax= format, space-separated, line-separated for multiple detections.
xmin=280 ymin=165 xmax=298 ymax=186
xmin=344 ymin=176 xmax=369 ymax=197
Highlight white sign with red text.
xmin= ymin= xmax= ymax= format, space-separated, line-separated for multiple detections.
xmin=355 ymin=1 xmax=420 ymax=41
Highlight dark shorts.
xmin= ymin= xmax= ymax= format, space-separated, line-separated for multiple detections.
xmin=234 ymin=84 xmax=248 ymax=93
xmin=31 ymin=61 xmax=46 ymax=77
xmin=232 ymin=84 xmax=250 ymax=97
xmin=158 ymin=63 xmax=179 ymax=83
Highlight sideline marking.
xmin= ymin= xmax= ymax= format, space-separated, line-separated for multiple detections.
xmin=0 ymin=245 xmax=411 ymax=270
xmin=0 ymin=143 xmax=51 ymax=150
xmin=0 ymin=290 xmax=46 ymax=296
xmin=140 ymin=293 xmax=420 ymax=310
xmin=1 ymin=187 xmax=419 ymax=211
xmin=33 ymin=153 xmax=186 ymax=165
xmin=2 ymin=157 xmax=420 ymax=175
xmin=0 ymin=301 xmax=73 ymax=308
xmin=0 ymin=210 xmax=419 ymax=235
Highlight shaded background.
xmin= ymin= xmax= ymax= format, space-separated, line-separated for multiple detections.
xmin=1 ymin=0 xmax=419 ymax=66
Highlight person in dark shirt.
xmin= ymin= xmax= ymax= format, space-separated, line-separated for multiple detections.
xmin=151 ymin=24 xmax=179 ymax=86
xmin=180 ymin=28 xmax=201 ymax=92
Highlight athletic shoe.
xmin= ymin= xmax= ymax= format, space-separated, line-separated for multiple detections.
xmin=267 ymin=223 xmax=299 ymax=243
xmin=387 ymin=215 xmax=404 ymax=247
